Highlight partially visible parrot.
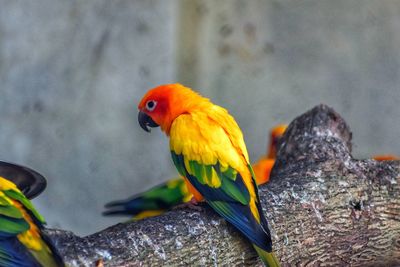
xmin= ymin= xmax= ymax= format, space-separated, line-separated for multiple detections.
xmin=103 ymin=177 xmax=191 ymax=219
xmin=137 ymin=83 xmax=280 ymax=266
xmin=372 ymin=154 xmax=399 ymax=161
xmin=267 ymin=125 xmax=287 ymax=159
xmin=252 ymin=124 xmax=287 ymax=185
xmin=0 ymin=176 xmax=64 ymax=267
xmin=103 ymin=125 xmax=287 ymax=219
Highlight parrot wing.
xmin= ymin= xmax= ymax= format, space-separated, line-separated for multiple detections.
xmin=170 ymin=112 xmax=272 ymax=252
xmin=0 ymin=177 xmax=63 ymax=267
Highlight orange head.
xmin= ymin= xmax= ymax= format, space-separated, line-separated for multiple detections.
xmin=267 ymin=124 xmax=287 ymax=158
xmin=137 ymin=83 xmax=207 ymax=134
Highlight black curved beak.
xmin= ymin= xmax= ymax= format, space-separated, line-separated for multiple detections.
xmin=138 ymin=111 xmax=159 ymax=132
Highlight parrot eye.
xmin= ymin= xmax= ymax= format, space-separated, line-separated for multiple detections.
xmin=145 ymin=100 xmax=157 ymax=111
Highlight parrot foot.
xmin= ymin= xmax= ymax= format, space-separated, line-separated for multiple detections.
xmin=173 ymin=197 xmax=203 ymax=212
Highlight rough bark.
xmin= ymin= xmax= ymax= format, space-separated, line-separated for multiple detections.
xmin=47 ymin=104 xmax=400 ymax=266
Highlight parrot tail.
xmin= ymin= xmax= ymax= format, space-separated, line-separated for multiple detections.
xmin=253 ymin=244 xmax=280 ymax=267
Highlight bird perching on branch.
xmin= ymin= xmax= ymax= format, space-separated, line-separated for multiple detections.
xmin=137 ymin=83 xmax=280 ymax=266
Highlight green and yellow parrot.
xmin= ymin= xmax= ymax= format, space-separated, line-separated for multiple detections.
xmin=137 ymin=83 xmax=280 ymax=266
xmin=103 ymin=177 xmax=191 ymax=219
xmin=0 ymin=176 xmax=64 ymax=267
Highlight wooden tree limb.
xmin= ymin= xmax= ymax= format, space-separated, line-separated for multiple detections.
xmin=47 ymin=104 xmax=400 ymax=266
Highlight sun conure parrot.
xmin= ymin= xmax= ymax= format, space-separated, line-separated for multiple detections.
xmin=137 ymin=83 xmax=280 ymax=266
xmin=103 ymin=125 xmax=287 ymax=220
xmin=0 ymin=176 xmax=64 ymax=267
xmin=372 ymin=154 xmax=399 ymax=161
xmin=252 ymin=124 xmax=287 ymax=185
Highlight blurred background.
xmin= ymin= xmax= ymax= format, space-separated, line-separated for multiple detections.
xmin=0 ymin=0 xmax=399 ymax=235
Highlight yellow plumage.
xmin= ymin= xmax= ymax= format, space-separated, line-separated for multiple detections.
xmin=169 ymin=104 xmax=260 ymax=222
xmin=0 ymin=176 xmax=63 ymax=267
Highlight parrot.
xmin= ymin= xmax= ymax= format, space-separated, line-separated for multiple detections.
xmin=266 ymin=125 xmax=287 ymax=159
xmin=103 ymin=177 xmax=191 ymax=219
xmin=0 ymin=176 xmax=64 ymax=267
xmin=252 ymin=124 xmax=287 ymax=185
xmin=137 ymin=83 xmax=280 ymax=266
xmin=103 ymin=124 xmax=287 ymax=219
xmin=372 ymin=154 xmax=399 ymax=161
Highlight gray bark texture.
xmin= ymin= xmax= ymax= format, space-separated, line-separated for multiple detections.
xmin=46 ymin=104 xmax=400 ymax=266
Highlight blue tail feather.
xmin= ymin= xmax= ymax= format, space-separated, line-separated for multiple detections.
xmin=0 ymin=238 xmax=42 ymax=267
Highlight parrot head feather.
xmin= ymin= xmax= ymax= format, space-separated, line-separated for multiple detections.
xmin=268 ymin=124 xmax=287 ymax=158
xmin=138 ymin=83 xmax=208 ymax=134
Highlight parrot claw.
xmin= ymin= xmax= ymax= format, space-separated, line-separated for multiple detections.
xmin=173 ymin=197 xmax=203 ymax=212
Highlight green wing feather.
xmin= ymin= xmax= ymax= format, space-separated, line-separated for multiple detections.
xmin=0 ymin=192 xmax=30 ymax=238
xmin=171 ymin=151 xmax=273 ymax=252
xmin=0 ymin=187 xmax=45 ymax=235
xmin=171 ymin=152 xmax=250 ymax=205
xmin=3 ymin=190 xmax=45 ymax=223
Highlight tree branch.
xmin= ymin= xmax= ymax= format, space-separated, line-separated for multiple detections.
xmin=47 ymin=104 xmax=400 ymax=266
